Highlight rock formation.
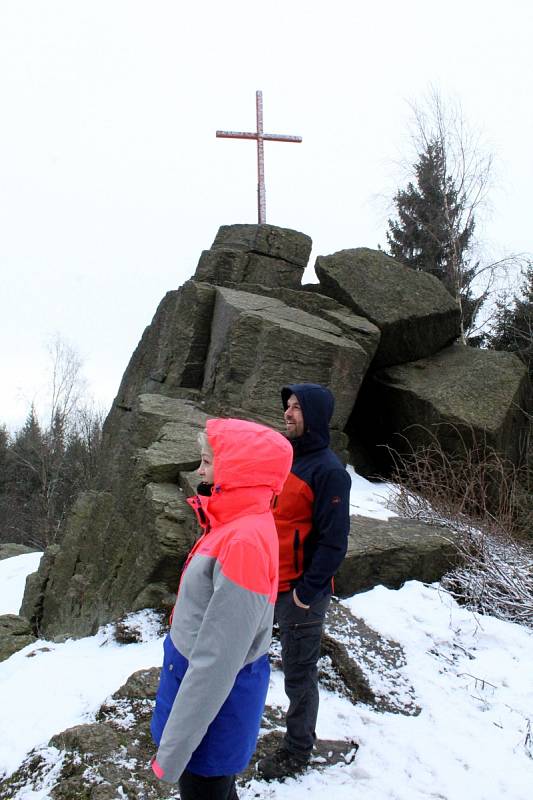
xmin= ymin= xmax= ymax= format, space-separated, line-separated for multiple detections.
xmin=19 ymin=224 xmax=531 ymax=640
xmin=315 ymin=247 xmax=461 ymax=367
xmin=0 ymin=614 xmax=35 ymax=662
xmin=354 ymin=343 xmax=531 ymax=466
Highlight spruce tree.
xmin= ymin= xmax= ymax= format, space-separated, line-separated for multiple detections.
xmin=0 ymin=425 xmax=10 ymax=539
xmin=490 ymin=263 xmax=533 ymax=379
xmin=387 ymin=138 xmax=482 ymax=340
xmin=0 ymin=425 xmax=9 ymax=478
xmin=8 ymin=406 xmax=45 ymax=545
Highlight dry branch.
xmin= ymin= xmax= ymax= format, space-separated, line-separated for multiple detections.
xmin=386 ymin=429 xmax=533 ymax=628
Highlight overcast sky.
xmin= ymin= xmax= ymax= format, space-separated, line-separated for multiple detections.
xmin=1 ymin=0 xmax=531 ymax=431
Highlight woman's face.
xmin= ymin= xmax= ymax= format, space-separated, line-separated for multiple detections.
xmin=198 ymin=449 xmax=215 ymax=485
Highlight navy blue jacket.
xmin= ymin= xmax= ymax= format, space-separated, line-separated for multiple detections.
xmin=274 ymin=383 xmax=351 ymax=605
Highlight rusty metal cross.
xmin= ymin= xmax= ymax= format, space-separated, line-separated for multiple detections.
xmin=216 ymin=90 xmax=302 ymax=224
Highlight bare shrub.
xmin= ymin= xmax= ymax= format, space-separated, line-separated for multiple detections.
xmin=442 ymin=530 xmax=533 ymax=627
xmin=386 ymin=427 xmax=533 ymax=628
xmin=387 ymin=424 xmax=532 ymax=538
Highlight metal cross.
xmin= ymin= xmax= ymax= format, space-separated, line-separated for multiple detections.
xmin=216 ymin=90 xmax=302 ymax=224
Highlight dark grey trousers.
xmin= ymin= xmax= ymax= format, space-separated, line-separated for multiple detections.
xmin=178 ymin=770 xmax=238 ymax=800
xmin=275 ymin=590 xmax=331 ymax=758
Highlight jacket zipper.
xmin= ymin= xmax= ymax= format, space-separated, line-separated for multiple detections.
xmin=293 ymin=529 xmax=300 ymax=572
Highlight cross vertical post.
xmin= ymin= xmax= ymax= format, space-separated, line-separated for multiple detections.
xmin=256 ymin=91 xmax=266 ymax=224
xmin=216 ymin=91 xmax=302 ymax=224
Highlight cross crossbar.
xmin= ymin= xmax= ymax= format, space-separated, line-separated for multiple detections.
xmin=216 ymin=131 xmax=302 ymax=143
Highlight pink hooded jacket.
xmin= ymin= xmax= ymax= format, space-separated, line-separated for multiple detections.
xmin=151 ymin=418 xmax=292 ymax=783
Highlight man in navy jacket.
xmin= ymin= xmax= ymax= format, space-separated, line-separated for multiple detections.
xmin=258 ymin=383 xmax=351 ymax=780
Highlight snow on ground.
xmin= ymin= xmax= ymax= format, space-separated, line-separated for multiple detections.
xmin=347 ymin=465 xmax=397 ymax=520
xmin=241 ymin=583 xmax=533 ymax=800
xmin=341 ymin=584 xmax=533 ymax=800
xmin=0 ymin=608 xmax=163 ymax=780
xmin=0 ymin=552 xmax=42 ymax=615
xmin=1 ymin=474 xmax=533 ymax=799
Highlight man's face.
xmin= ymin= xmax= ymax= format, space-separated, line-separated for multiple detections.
xmin=284 ymin=393 xmax=304 ymax=438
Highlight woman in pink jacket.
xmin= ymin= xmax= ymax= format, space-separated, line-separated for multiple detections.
xmin=151 ymin=418 xmax=293 ymax=799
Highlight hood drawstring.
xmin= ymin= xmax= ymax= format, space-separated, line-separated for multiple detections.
xmin=189 ymin=494 xmax=211 ymax=533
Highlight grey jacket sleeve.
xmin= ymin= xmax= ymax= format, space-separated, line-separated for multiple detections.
xmin=155 ymin=541 xmax=271 ymax=783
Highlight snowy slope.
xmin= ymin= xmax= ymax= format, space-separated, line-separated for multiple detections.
xmin=0 ymin=552 xmax=42 ymax=615
xmin=1 ymin=476 xmax=532 ymax=799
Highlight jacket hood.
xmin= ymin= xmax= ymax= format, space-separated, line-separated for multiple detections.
xmin=206 ymin=418 xmax=293 ymax=494
xmin=281 ymin=383 xmax=334 ymax=451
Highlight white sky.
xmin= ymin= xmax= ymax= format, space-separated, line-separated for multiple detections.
xmin=1 ymin=0 xmax=532 ymax=431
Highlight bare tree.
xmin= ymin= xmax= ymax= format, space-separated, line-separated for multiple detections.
xmin=388 ymin=88 xmax=527 ymax=343
xmin=46 ymin=334 xmax=87 ymax=433
xmin=3 ymin=336 xmax=103 ymax=548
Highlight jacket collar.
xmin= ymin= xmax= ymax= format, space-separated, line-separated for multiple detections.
xmin=187 ymin=484 xmax=275 ymax=529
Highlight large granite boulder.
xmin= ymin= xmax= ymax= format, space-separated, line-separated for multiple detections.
xmin=98 ymin=280 xmax=216 ymax=490
xmin=23 ymin=398 xmax=208 ymax=639
xmin=0 ymin=614 xmax=36 ymax=661
xmin=195 ymin=224 xmax=312 ymax=289
xmin=354 ymin=344 xmax=531 ymax=466
xmin=0 ymin=543 xmax=39 ymax=560
xmin=204 ymin=283 xmax=382 ymax=361
xmin=315 ymin=247 xmax=461 ymax=367
xmin=109 ymin=281 xmax=216 ymax=414
xmin=201 ymin=286 xmax=370 ymax=430
xmin=19 ymin=544 xmax=60 ymax=628
xmin=335 ymin=516 xmax=461 ymax=597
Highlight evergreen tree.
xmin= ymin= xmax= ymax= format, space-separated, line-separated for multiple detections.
xmin=0 ymin=339 xmax=104 ymax=548
xmin=387 ymin=138 xmax=482 ymax=338
xmin=0 ymin=404 xmax=103 ymax=548
xmin=490 ymin=262 xmax=533 ymax=378
xmin=0 ymin=424 xmax=9 ymax=479
xmin=12 ymin=405 xmax=43 ymax=489
xmin=0 ymin=425 xmax=10 ymax=538
xmin=9 ymin=405 xmax=45 ymax=545
xmin=387 ymin=141 xmax=470 ymax=276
